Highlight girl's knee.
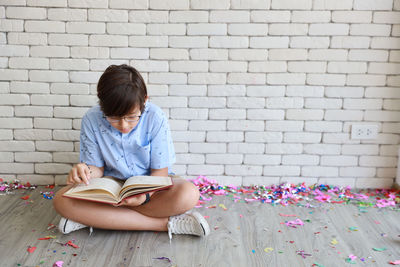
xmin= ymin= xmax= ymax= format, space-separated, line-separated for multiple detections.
xmin=175 ymin=181 xmax=200 ymax=210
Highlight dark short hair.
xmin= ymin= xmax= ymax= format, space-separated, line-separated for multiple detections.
xmin=97 ymin=64 xmax=147 ymax=117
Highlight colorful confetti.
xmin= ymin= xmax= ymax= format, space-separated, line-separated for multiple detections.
xmin=53 ymin=261 xmax=63 ymax=267
xmin=285 ymin=218 xmax=304 ymax=228
xmin=27 ymin=246 xmax=36 ymax=253
xmin=153 ymin=257 xmax=171 ymax=263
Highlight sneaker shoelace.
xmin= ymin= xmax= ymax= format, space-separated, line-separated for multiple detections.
xmin=167 ymin=214 xmax=198 ymax=241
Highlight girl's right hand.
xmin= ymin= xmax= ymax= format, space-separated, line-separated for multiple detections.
xmin=67 ymin=163 xmax=91 ymax=185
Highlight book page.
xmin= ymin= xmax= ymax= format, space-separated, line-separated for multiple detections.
xmin=64 ymin=177 xmax=123 ymax=199
xmin=122 ymin=176 xmax=172 ymax=189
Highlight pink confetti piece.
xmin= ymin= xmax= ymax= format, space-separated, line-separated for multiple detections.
xmin=279 ymin=213 xmax=297 ymax=217
xmin=285 ymin=218 xmax=304 ymax=228
xmin=389 ymin=260 xmax=400 ymax=265
xmin=53 ymin=261 xmax=64 ymax=267
xmin=27 ymin=246 xmax=36 ymax=253
xmin=66 ymin=240 xmax=79 ymax=248
xmin=349 ymin=254 xmax=357 ymax=260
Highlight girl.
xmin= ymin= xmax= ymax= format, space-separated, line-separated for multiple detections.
xmin=53 ymin=64 xmax=210 ymax=239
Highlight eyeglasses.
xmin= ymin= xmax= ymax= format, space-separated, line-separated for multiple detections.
xmin=105 ymin=115 xmax=141 ymax=123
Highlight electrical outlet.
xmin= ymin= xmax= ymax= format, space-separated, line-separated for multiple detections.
xmin=351 ymin=124 xmax=378 ymax=140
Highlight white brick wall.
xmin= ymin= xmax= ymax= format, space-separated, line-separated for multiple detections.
xmin=0 ymin=1 xmax=398 ymax=188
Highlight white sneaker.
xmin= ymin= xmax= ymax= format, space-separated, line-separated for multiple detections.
xmin=58 ymin=217 xmax=92 ymax=234
xmin=167 ymin=211 xmax=210 ymax=240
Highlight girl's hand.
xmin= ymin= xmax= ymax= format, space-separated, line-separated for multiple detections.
xmin=113 ymin=194 xmax=147 ymax=207
xmin=67 ymin=163 xmax=91 ymax=185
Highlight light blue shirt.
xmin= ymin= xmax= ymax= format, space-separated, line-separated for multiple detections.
xmin=79 ymin=102 xmax=176 ymax=180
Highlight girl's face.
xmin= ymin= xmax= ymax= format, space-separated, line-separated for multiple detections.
xmin=105 ymin=107 xmax=142 ymax=134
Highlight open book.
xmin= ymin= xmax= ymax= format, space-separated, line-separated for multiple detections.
xmin=63 ymin=176 xmax=173 ymax=204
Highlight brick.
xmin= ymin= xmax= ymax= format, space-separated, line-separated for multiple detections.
xmin=210 ymin=11 xmax=250 ymax=22
xmin=70 ymin=71 xmax=102 ymax=83
xmin=305 ymin=121 xmax=342 ymax=132
xmin=170 ymin=61 xmax=208 ymax=72
xmin=305 ymin=98 xmax=342 ymax=109
xmin=189 ymin=120 xmax=226 ymax=131
xmin=174 ymin=143 xmax=188 ymax=153
xmin=188 ymin=97 xmax=225 ymax=108
xmin=307 ymin=74 xmax=346 ymax=86
xmin=331 ymin=36 xmax=370 ymax=49
xmin=342 ymin=144 xmax=379 ymax=155
xmin=66 ymin=22 xmax=105 ymax=34
xmin=228 ymin=24 xmax=268 ymax=36
xmin=70 ymin=95 xmax=98 ymax=107
xmin=25 ymin=21 xmax=65 ymax=33
xmin=371 ymin=37 xmax=400 ymax=49
xmin=89 ymin=35 xmax=128 ymax=47
xmin=50 ymin=59 xmax=89 ymax=70
xmin=30 ymin=70 xmax=69 ymax=82
xmin=264 ymin=166 xmax=300 ymax=176
xmin=266 ymin=143 xmax=303 ymax=154
xmin=325 ymin=86 xmax=364 ymax=98
xmin=35 ymin=163 xmax=71 ymax=174
xmin=6 ymin=7 xmax=46 ymax=19
xmin=54 ymin=107 xmax=88 ymax=118
xmin=249 ymin=61 xmax=286 ymax=73
xmin=169 ymin=120 xmax=188 ymax=131
xmin=187 ymin=164 xmax=224 ymax=176
xmin=289 ymin=61 xmax=326 ymax=73
xmin=382 ymin=123 xmax=400 ymax=134
xmin=190 ymin=49 xmax=228 ymax=60
xmin=15 ymin=106 xmax=53 ymax=117
xmin=310 ymin=23 xmax=349 ymax=36
xmin=286 ymin=86 xmax=323 ymax=97
xmin=374 ymin=11 xmax=400 ymax=23
xmin=266 ymin=97 xmax=303 ymax=109
xmin=15 ymin=152 xmax=52 ymax=162
xmin=14 ymin=129 xmax=52 ymax=140
xmin=272 ymin=0 xmax=312 ymax=10
xmin=302 ymin=166 xmax=339 ymax=177
xmin=369 ymin=63 xmax=400 ymax=75
xmin=365 ymin=111 xmax=400 ymax=122
xmin=150 ymin=48 xmax=188 ymax=60
xmin=149 ymin=73 xmax=187 ymax=84
xmin=147 ymin=24 xmax=186 ymax=35
xmin=69 ymin=0 xmax=107 ymax=8
xmin=0 ymin=118 xmax=32 ymax=129
xmin=30 ymin=46 xmax=69 ymax=58
xmin=229 ymin=49 xmax=268 ymax=61
xmin=227 ymin=97 xmax=265 ymax=109
xmin=292 ymin=11 xmax=331 ymax=23
xmin=304 ymin=144 xmax=341 ymax=155
xmin=0 ymin=163 xmax=34 ymax=173
xmin=384 ymin=99 xmax=400 ymax=110
xmin=132 ymin=60 xmax=167 ymax=72
xmin=150 ymin=97 xmax=187 ymax=108
xmin=0 ymin=69 xmax=28 ymax=81
xmin=0 ymin=152 xmax=13 ymax=162
xmin=51 ymin=83 xmax=89 ymax=95
xmin=176 ymin=153 xmax=205 ymax=165
xmin=0 ymin=82 xmax=9 ymax=93
xmin=149 ymin=0 xmax=189 ymax=10
xmin=187 ymin=24 xmax=226 ymax=36
xmin=282 ymin=177 xmax=319 ymax=186
xmin=266 ymin=121 xmax=303 ymax=132
xmin=90 ymin=59 xmax=130 ymax=71
xmin=0 ymin=106 xmax=13 ymax=117
xmin=350 ymin=24 xmax=391 ymax=36
xmin=247 ymin=109 xmax=284 ymax=120
xmin=9 ymin=57 xmax=48 ymax=70
xmin=209 ymin=85 xmax=246 ymax=96
xmin=365 ymin=87 xmax=400 ymax=98
xmin=313 ymin=0 xmax=353 ymax=10
xmin=18 ymin=174 xmax=54 ymax=185
xmin=250 ymin=37 xmax=289 ymax=48
xmin=0 ymin=94 xmax=29 ymax=105
xmin=34 ymin=118 xmax=71 ymax=129
xmin=377 ymin=168 xmax=397 ymax=178
xmin=129 ymin=11 xmax=168 ymax=23
xmin=48 ymin=8 xmax=87 ymax=21
xmin=325 ymin=110 xmax=363 ymax=121
xmin=269 ymin=23 xmax=308 ymax=36
xmin=209 ymin=109 xmax=245 ymax=120
xmin=170 ymin=108 xmax=208 ymax=120
xmin=328 ymin=62 xmax=367 ymax=74
xmin=360 ymin=156 xmax=397 ymax=167
xmin=242 ymin=176 xmax=278 ymax=185
xmin=231 ymin=0 xmax=270 ymax=9
xmin=206 ymin=154 xmax=243 ymax=164
xmin=71 ymin=47 xmax=109 ymax=59
xmin=8 ymin=32 xmax=47 ymax=45
xmin=343 ymin=99 xmax=382 ymax=110
xmin=190 ymin=143 xmax=226 ymax=153
xmin=286 ymin=109 xmax=324 ymax=120
xmin=227 ymin=120 xmax=264 ymax=131
xmin=0 ymin=19 xmax=23 ymax=32
xmin=284 ymin=132 xmax=322 ymax=143
xmin=349 ymin=49 xmax=388 ymax=62
xmin=282 ymin=155 xmax=319 ymax=165
xmin=269 ymin=49 xmax=307 ymax=60
xmin=309 ymin=49 xmax=348 ymax=61
xmin=290 ymin=36 xmax=330 ymax=48
xmin=332 ymin=11 xmax=372 ymax=23
xmin=340 ymin=167 xmax=375 ymax=177
xmin=354 ymin=0 xmax=392 ymax=10
xmin=226 ymin=165 xmax=262 ymax=176
xmin=251 ymin=11 xmax=291 ymax=22
xmin=110 ymin=0 xmax=148 ymax=9
xmin=169 ymin=85 xmax=206 ymax=96
xmin=169 ymin=11 xmax=208 ymax=22
xmin=53 ymin=152 xmax=80 ymax=163
xmin=88 ymin=9 xmax=128 ymax=22
xmin=36 ymin=141 xmax=73 ymax=152
xmin=210 ymin=36 xmax=249 ymax=48
xmin=228 ymin=73 xmax=265 ymax=85
xmin=347 ymin=74 xmax=386 ymax=86
xmin=0 ymin=141 xmax=35 ymax=151
xmin=228 ymin=143 xmax=265 ymax=154
xmin=245 ymin=132 xmax=282 ymax=143
xmin=31 ymin=94 xmax=68 ymax=106
xmin=321 ymin=156 xmax=357 ymax=166
xmin=189 ymin=73 xmax=226 ymax=84
xmin=207 ymin=131 xmax=244 ymax=142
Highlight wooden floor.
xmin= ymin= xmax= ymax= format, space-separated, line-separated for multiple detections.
xmin=0 ymin=186 xmax=399 ymax=267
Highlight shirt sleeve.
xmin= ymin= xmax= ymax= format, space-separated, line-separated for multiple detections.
xmin=149 ymin=112 xmax=176 ymax=170
xmin=79 ymin=114 xmax=104 ymax=167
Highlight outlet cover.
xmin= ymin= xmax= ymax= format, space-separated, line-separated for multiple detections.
xmin=351 ymin=124 xmax=378 ymax=140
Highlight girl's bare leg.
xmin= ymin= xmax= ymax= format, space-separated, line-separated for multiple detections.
xmin=52 ymin=178 xmax=200 ymax=231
